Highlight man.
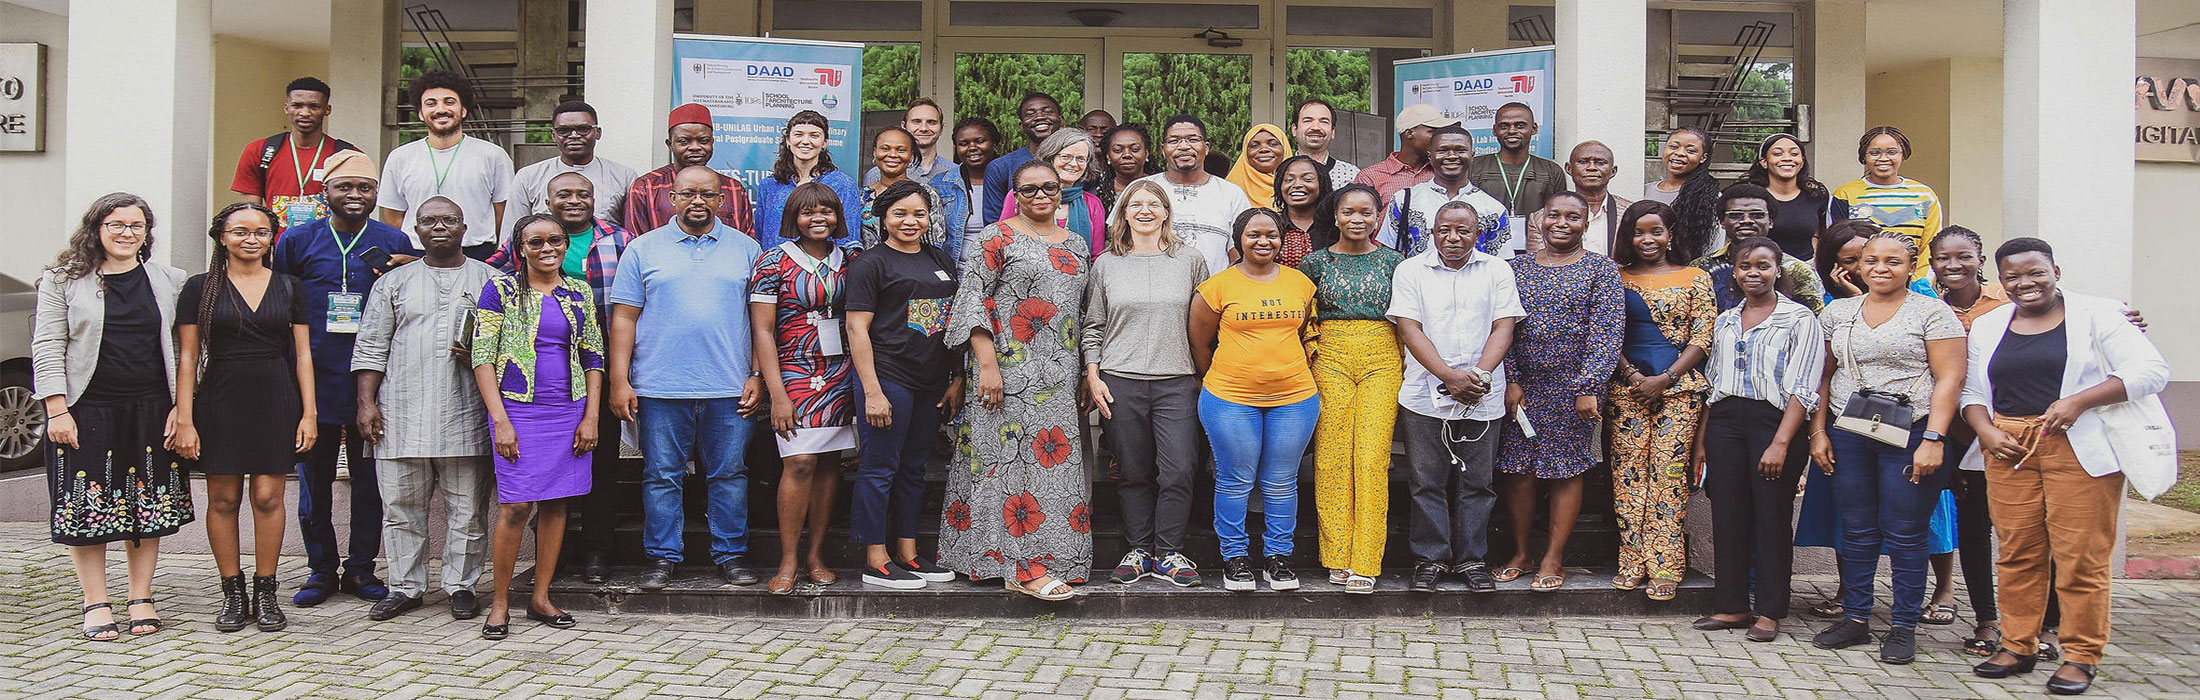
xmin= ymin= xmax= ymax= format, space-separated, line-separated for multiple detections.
xmin=1388 ymin=201 xmax=1524 ymax=593
xmin=270 ymin=149 xmax=421 ymax=607
xmin=511 ymin=101 xmax=639 ymax=222
xmin=1691 ymin=183 xmax=1827 ymax=312
xmin=489 ymin=172 xmax=637 ymax=583
xmin=1467 ymin=102 xmax=1567 ymax=217
xmin=351 ymin=196 xmax=497 ymax=621
xmin=608 ymin=165 xmax=767 ymax=589
xmin=623 ymin=103 xmax=755 ymax=237
xmin=1526 ymin=141 xmax=1630 ymax=256
xmin=1354 ymin=102 xmax=1449 ymax=203
xmin=379 ymin=70 xmax=514 ymax=260
xmin=864 ymin=98 xmax=955 ymax=186
xmin=1131 ymin=115 xmax=1251 ymax=274
xmin=1290 ymin=98 xmax=1359 ymax=191
xmin=981 ymin=92 xmax=1065 ymax=223
xmin=1079 ymin=109 xmax=1118 ymax=143
xmin=231 ymin=77 xmax=360 ymax=234
xmin=1377 ymin=125 xmax=1512 ymax=258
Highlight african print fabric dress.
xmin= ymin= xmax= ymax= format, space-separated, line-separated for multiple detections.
xmin=1607 ymin=267 xmax=1715 ymax=582
xmin=749 ymin=241 xmax=859 ymax=455
xmin=1496 ymin=253 xmax=1624 ymax=479
xmin=939 ymin=223 xmax=1094 ymax=583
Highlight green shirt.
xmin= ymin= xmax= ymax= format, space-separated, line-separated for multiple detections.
xmin=1300 ymin=245 xmax=1407 ymax=321
xmin=561 ymin=225 xmax=596 ymax=279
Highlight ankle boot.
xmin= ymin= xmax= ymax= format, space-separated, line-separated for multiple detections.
xmin=214 ymin=575 xmax=250 ymax=632
xmin=251 ymin=576 xmax=287 ymax=632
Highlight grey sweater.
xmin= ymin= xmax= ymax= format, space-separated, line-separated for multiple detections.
xmin=1080 ymin=248 xmax=1210 ymax=380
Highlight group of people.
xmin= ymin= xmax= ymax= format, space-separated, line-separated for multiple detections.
xmin=33 ymin=70 xmax=2168 ymax=695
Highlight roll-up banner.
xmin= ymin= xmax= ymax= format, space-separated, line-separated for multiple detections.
xmin=671 ymin=34 xmax=864 ymax=189
xmin=1394 ymin=46 xmax=1557 ymax=159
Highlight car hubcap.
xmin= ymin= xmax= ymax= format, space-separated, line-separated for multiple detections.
xmin=0 ymin=385 xmax=44 ymax=460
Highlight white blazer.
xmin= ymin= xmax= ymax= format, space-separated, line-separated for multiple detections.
xmin=1958 ymin=291 xmax=2170 ymax=477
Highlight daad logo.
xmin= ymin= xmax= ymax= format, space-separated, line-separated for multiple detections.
xmin=1510 ymin=75 xmax=1535 ymax=93
xmin=747 ymin=64 xmax=797 ymax=78
xmin=1452 ymin=78 xmax=1494 ymax=91
xmin=814 ymin=68 xmax=844 ymax=87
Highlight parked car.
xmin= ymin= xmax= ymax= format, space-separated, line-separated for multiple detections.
xmin=1 ymin=286 xmax=41 ymax=472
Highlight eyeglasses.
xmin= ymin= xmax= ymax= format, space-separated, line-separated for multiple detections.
xmin=670 ymin=190 xmax=724 ymax=201
xmin=1865 ymin=149 xmax=1903 ymax=159
xmin=417 ymin=215 xmax=463 ymax=228
xmin=222 ymin=227 xmax=275 ymax=238
xmin=1163 ymin=136 xmax=1205 ymax=146
xmin=1055 ymin=154 xmax=1089 ymax=166
xmin=1014 ymin=182 xmax=1064 ymax=197
xmin=551 ymin=125 xmax=597 ymax=137
xmin=101 ymin=222 xmax=150 ymax=235
xmin=522 ymin=235 xmax=569 ymax=249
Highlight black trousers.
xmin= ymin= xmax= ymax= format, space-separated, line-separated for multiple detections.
xmin=1952 ymin=465 xmax=2000 ymax=623
xmin=1400 ymin=411 xmax=1499 ymax=565
xmin=1702 ymin=398 xmax=1807 ymax=619
xmin=572 ymin=394 xmax=624 ymax=555
xmin=1100 ymin=374 xmax=1203 ymax=554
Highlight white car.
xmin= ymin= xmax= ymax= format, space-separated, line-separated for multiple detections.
xmin=0 ymin=287 xmax=41 ymax=471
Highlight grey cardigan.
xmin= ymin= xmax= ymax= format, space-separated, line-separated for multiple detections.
xmin=32 ymin=262 xmax=187 ymax=406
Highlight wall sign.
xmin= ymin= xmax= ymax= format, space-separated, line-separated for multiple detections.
xmin=0 ymin=43 xmax=46 ymax=153
xmin=2137 ymin=57 xmax=2200 ymax=164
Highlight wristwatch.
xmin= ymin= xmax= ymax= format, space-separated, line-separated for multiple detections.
xmin=1920 ymin=430 xmax=1944 ymax=443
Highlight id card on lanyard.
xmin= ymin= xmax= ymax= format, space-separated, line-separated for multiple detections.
xmin=326 ymin=227 xmax=366 ymax=334
xmin=285 ymin=136 xmax=329 ymax=228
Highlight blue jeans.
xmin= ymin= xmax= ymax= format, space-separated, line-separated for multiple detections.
xmin=297 ymin=424 xmax=379 ymax=580
xmin=849 ymin=378 xmax=944 ymax=545
xmin=637 ymin=397 xmax=755 ymax=564
xmin=1830 ymin=422 xmax=1951 ymax=628
xmin=1200 ymin=390 xmax=1319 ymax=560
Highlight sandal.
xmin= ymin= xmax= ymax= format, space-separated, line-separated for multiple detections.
xmin=1343 ymin=575 xmax=1376 ymax=595
xmin=482 ymin=611 xmax=510 ymax=640
xmin=124 ymin=597 xmax=162 ymax=636
xmin=2037 ymin=641 xmax=2061 ymax=662
xmin=1923 ymin=603 xmax=1958 ymax=625
xmin=80 ymin=603 xmax=118 ymax=642
xmin=1645 ymin=580 xmax=1679 ymax=602
xmin=1007 ymin=576 xmax=1075 ymax=602
xmin=1492 ymin=566 xmax=1526 ymax=583
xmin=1529 ymin=574 xmax=1565 ymax=592
xmin=767 ymin=573 xmax=798 ymax=596
xmin=806 ymin=567 xmax=838 ymax=586
xmin=1809 ymin=599 xmax=1845 ymax=619
xmin=1612 ymin=574 xmax=1645 ymax=591
xmin=1964 ymin=623 xmax=2002 ymax=657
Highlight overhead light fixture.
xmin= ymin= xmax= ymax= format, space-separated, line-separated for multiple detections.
xmin=1067 ymin=8 xmax=1123 ymax=27
xmin=1196 ymin=28 xmax=1242 ymax=48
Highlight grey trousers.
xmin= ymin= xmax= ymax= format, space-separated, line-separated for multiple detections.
xmin=1400 ymin=411 xmax=1499 ymax=565
xmin=376 ymin=456 xmax=493 ymax=597
xmin=1100 ymin=374 xmax=1203 ymax=555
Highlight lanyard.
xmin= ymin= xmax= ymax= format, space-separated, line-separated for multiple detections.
xmin=427 ymin=136 xmax=461 ymax=194
xmin=1495 ymin=158 xmax=1528 ymax=210
xmin=289 ymin=136 xmax=329 ymax=194
xmin=328 ymin=224 xmax=365 ymax=293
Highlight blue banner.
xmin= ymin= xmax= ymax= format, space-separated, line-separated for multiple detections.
xmin=671 ymin=35 xmax=864 ymax=191
xmin=1393 ymin=47 xmax=1557 ymax=159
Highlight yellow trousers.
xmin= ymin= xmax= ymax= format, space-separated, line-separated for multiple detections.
xmin=1609 ymin=387 xmax=1701 ymax=582
xmin=1312 ymin=320 xmax=1403 ymax=577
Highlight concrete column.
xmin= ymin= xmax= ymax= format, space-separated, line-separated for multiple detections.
xmin=1804 ymin=0 xmax=1866 ymax=178
xmin=693 ymin=0 xmax=761 ymax=36
xmin=329 ymin=0 xmax=398 ymax=158
xmin=1554 ymin=0 xmax=1648 ymax=197
xmin=517 ymin=0 xmax=571 ymax=168
xmin=2004 ymin=0 xmax=2135 ymax=299
xmin=586 ymin=0 xmax=675 ymax=172
xmin=65 ymin=0 xmax=213 ymax=271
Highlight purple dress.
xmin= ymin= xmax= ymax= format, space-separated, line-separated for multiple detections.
xmin=492 ymin=294 xmax=591 ymax=503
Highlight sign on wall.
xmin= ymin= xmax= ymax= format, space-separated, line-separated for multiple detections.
xmin=2138 ymin=57 xmax=2200 ymax=164
xmin=0 ymin=43 xmax=46 ymax=153
xmin=1393 ymin=46 xmax=1557 ymax=159
xmin=671 ymin=35 xmax=863 ymax=190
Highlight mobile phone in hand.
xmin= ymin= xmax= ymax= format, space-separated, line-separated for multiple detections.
xmin=359 ymin=246 xmax=394 ymax=272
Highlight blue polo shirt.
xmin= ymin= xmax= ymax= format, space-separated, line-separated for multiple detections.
xmin=608 ymin=221 xmax=762 ymax=399
xmin=271 ymin=217 xmax=421 ymax=423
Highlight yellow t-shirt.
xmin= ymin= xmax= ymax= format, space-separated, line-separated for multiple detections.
xmin=1198 ymin=266 xmax=1319 ymax=407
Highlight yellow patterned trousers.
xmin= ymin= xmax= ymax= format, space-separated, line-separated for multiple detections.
xmin=1609 ymin=387 xmax=1702 ymax=582
xmin=1312 ymin=320 xmax=1403 ymax=577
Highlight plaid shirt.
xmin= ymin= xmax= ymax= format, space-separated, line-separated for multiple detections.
xmin=485 ymin=217 xmax=634 ymax=321
xmin=1352 ymin=151 xmax=1435 ymax=206
xmin=622 ymin=164 xmax=755 ymax=238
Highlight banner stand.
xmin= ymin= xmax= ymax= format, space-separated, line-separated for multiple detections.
xmin=671 ymin=35 xmax=865 ymax=190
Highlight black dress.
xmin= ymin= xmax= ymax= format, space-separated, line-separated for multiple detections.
xmin=46 ymin=266 xmax=194 ymax=545
xmin=179 ymin=272 xmax=309 ymax=476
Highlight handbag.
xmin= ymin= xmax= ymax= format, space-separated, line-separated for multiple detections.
xmin=1830 ymin=308 xmax=1925 ymax=447
xmin=2090 ymin=324 xmax=2179 ymax=499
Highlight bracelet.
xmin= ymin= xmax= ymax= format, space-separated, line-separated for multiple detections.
xmin=47 ymin=410 xmax=67 ymax=419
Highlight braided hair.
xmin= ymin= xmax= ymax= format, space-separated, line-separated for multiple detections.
xmin=1665 ymin=128 xmax=1722 ymax=261
xmin=1929 ymin=224 xmax=1989 ymax=288
xmin=196 ymin=202 xmax=277 ymax=373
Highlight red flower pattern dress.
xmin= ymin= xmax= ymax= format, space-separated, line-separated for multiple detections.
xmin=938 ymin=222 xmax=1093 ymax=583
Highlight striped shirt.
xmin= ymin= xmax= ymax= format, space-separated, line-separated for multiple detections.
xmin=1705 ymin=295 xmax=1827 ymax=412
xmin=1832 ymin=177 xmax=1942 ymax=281
xmin=350 ymin=259 xmax=498 ymax=459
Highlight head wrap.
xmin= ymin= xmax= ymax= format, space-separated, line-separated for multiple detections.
xmin=1223 ymin=124 xmax=1295 ymax=207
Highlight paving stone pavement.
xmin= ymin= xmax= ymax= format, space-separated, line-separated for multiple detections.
xmin=3 ymin=523 xmax=2197 ymax=700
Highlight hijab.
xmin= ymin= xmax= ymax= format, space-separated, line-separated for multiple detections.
xmin=1223 ymin=123 xmax=1295 ymax=206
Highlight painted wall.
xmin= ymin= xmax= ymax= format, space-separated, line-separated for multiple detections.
xmin=210 ymin=36 xmax=330 ymax=222
xmin=1861 ymin=62 xmax=1952 ymax=216
xmin=0 ymin=3 xmax=68 ymax=289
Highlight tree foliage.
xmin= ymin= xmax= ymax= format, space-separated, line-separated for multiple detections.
xmin=863 ymin=44 xmax=921 ymax=113
xmin=1286 ymin=48 xmax=1372 ymax=115
xmin=954 ymin=53 xmax=1087 ymax=152
xmin=1123 ymin=53 xmax=1252 ymax=158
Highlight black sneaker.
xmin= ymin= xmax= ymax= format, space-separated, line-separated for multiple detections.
xmin=1263 ymin=556 xmax=1299 ymax=591
xmin=899 ymin=555 xmax=956 ymax=583
xmin=581 ymin=552 xmax=608 ymax=585
xmin=638 ymin=559 xmax=676 ymax=591
xmin=861 ymin=562 xmax=927 ymax=590
xmin=1879 ymin=626 xmax=1917 ymax=664
xmin=366 ymin=592 xmax=421 ymax=621
xmin=1456 ymin=560 xmax=1496 ymax=593
xmin=1410 ymin=561 xmax=1445 ymax=593
xmin=719 ymin=557 xmax=760 ymax=586
xmin=1812 ymin=619 xmax=1874 ymax=650
xmin=1222 ymin=557 xmax=1256 ymax=592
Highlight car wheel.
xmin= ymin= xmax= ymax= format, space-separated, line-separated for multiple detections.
xmin=0 ymin=366 xmax=43 ymax=471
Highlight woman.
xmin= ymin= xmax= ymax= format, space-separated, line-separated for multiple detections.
xmin=470 ymin=215 xmax=603 ymax=639
xmin=1807 ymin=231 xmax=1967 ymax=665
xmin=1928 ymin=225 xmax=2007 ymax=655
xmin=1691 ymin=237 xmax=1825 ymax=642
xmin=1299 ymin=184 xmax=1405 ymax=594
xmin=176 ymin=201 xmax=315 ymax=633
xmin=1270 ymin=155 xmax=1330 ymax=268
xmin=35 ymin=193 xmax=191 ymax=640
xmin=846 ymin=180 xmax=964 ymax=589
xmin=1495 ymin=192 xmax=1624 ymax=591
xmin=1643 ymin=128 xmax=1720 ymax=262
xmin=1961 ymin=237 xmax=2169 ymax=696
xmin=860 ymin=127 xmax=961 ymax=252
xmin=1223 ymin=124 xmax=1294 ymax=207
xmin=1083 ymin=180 xmax=1210 ymax=588
xmin=1001 ymin=130 xmax=1107 ymax=257
xmin=750 ymin=183 xmax=857 ymax=593
xmin=1813 ymin=218 xmax=1877 ymax=300
xmin=1606 ymin=200 xmax=1715 ymax=602
xmin=1190 ymin=208 xmax=1320 ymax=593
xmin=1744 ymin=132 xmax=1848 ymax=261
xmin=1833 ymin=126 xmax=1943 ymax=283
xmin=1094 ymin=124 xmax=1158 ymax=211
xmin=754 ymin=110 xmax=864 ymax=246
xmin=941 ymin=161 xmax=1092 ymax=601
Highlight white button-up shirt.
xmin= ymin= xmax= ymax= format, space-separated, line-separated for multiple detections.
xmin=1386 ymin=247 xmax=1526 ymax=421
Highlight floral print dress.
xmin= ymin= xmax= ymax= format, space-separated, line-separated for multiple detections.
xmin=939 ymin=222 xmax=1093 ymax=583
xmin=1496 ymin=253 xmax=1625 ymax=479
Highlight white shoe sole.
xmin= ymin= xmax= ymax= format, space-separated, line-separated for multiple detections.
xmin=1223 ymin=577 xmax=1256 ymax=591
xmin=908 ymin=570 xmax=956 ymax=583
xmin=861 ymin=574 xmax=927 ymax=590
xmin=1265 ymin=574 xmax=1300 ymax=591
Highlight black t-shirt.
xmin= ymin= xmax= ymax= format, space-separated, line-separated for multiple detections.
xmin=1989 ymin=322 xmax=2068 ymax=416
xmin=178 ymin=272 xmax=310 ymax=361
xmin=1767 ymin=190 xmax=1842 ymax=261
xmin=845 ymin=243 xmax=961 ymax=392
xmin=81 ymin=266 xmax=166 ymax=403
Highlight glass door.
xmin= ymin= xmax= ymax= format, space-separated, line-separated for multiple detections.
xmin=1105 ymin=38 xmax=1274 ymax=159
xmin=933 ymin=38 xmax=1103 ymax=150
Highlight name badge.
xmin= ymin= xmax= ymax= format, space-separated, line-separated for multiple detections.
xmin=326 ymin=292 xmax=364 ymax=334
xmin=284 ymin=200 xmax=319 ymax=228
xmin=811 ymin=311 xmax=846 ymax=356
xmin=934 ymin=269 xmax=951 ymax=281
